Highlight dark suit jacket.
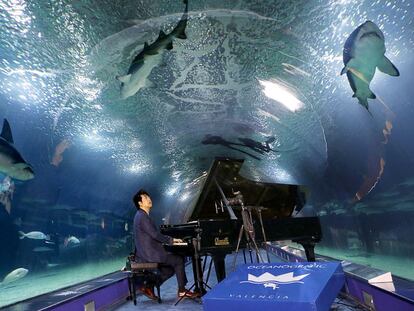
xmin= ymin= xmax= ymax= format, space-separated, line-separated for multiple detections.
xmin=133 ymin=208 xmax=172 ymax=263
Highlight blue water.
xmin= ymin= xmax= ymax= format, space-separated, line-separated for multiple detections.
xmin=0 ymin=0 xmax=413 ymax=307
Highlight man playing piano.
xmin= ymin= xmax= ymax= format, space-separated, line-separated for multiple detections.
xmin=133 ymin=189 xmax=198 ymax=300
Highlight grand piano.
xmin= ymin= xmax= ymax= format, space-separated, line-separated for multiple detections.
xmin=161 ymin=158 xmax=322 ymax=291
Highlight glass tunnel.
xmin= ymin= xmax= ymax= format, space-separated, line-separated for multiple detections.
xmin=0 ymin=0 xmax=413 ymax=307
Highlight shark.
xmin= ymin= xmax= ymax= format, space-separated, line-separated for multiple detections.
xmin=117 ymin=0 xmax=188 ymax=99
xmin=341 ymin=21 xmax=399 ymax=111
xmin=0 ymin=119 xmax=34 ymax=181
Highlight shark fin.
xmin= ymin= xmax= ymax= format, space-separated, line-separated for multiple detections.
xmin=341 ymin=58 xmax=358 ymax=75
xmin=368 ymin=90 xmax=376 ymax=99
xmin=1 ymin=119 xmax=14 ymax=144
xmin=176 ymin=31 xmax=187 ymax=40
xmin=377 ymin=56 xmax=400 ymax=76
xmin=143 ymin=42 xmax=149 ymax=50
xmin=158 ymin=30 xmax=167 ymax=39
xmin=116 ymin=74 xmax=131 ymax=83
xmin=166 ymin=41 xmax=173 ymax=50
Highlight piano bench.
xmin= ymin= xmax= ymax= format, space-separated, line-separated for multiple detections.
xmin=126 ymin=262 xmax=162 ymax=304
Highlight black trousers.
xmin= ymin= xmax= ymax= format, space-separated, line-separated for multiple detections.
xmin=159 ymin=253 xmax=187 ymax=289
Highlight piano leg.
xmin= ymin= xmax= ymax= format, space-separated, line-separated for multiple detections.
xmin=300 ymin=241 xmax=316 ymax=261
xmin=213 ymin=253 xmax=226 ymax=282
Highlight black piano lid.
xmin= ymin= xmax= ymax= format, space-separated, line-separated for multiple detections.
xmin=186 ymin=157 xmax=308 ymax=222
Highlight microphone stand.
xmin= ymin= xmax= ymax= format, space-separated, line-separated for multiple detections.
xmin=231 ymin=194 xmax=264 ymax=270
xmin=214 ymin=180 xmax=263 ymax=270
xmin=254 ymin=206 xmax=271 ymax=263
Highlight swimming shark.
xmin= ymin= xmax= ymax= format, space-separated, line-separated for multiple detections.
xmin=0 ymin=119 xmax=34 ymax=181
xmin=117 ymin=0 xmax=188 ymax=99
xmin=341 ymin=21 xmax=399 ymax=111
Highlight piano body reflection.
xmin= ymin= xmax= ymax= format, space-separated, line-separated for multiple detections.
xmin=161 ymin=158 xmax=322 ymax=292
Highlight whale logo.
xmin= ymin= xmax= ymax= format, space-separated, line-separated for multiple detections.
xmin=240 ymin=272 xmax=310 ymax=290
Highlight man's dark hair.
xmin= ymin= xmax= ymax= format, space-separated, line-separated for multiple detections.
xmin=133 ymin=189 xmax=150 ymax=208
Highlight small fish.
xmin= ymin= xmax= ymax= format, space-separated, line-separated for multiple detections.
xmin=2 ymin=268 xmax=28 ymax=284
xmin=64 ymin=235 xmax=80 ymax=247
xmin=19 ymin=231 xmax=50 ymax=240
xmin=51 ymin=139 xmax=71 ymax=167
xmin=341 ymin=21 xmax=399 ymax=111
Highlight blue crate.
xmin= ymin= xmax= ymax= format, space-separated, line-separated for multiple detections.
xmin=203 ymin=262 xmax=344 ymax=311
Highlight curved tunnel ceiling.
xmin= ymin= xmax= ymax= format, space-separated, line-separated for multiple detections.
xmin=0 ymin=0 xmax=413 ymax=217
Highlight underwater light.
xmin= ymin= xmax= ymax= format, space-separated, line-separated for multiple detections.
xmin=82 ymin=129 xmax=103 ymax=146
xmin=166 ymin=184 xmax=180 ymax=196
xmin=258 ymin=79 xmax=304 ymax=112
xmin=127 ymin=164 xmax=147 ymax=174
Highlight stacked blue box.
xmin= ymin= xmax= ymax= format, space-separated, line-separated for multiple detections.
xmin=203 ymin=262 xmax=344 ymax=311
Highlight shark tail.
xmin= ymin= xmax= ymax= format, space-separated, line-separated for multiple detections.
xmin=19 ymin=231 xmax=26 ymax=239
xmin=356 ymin=97 xmax=373 ymax=116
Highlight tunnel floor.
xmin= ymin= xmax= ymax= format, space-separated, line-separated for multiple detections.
xmin=113 ymin=251 xmax=364 ymax=311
